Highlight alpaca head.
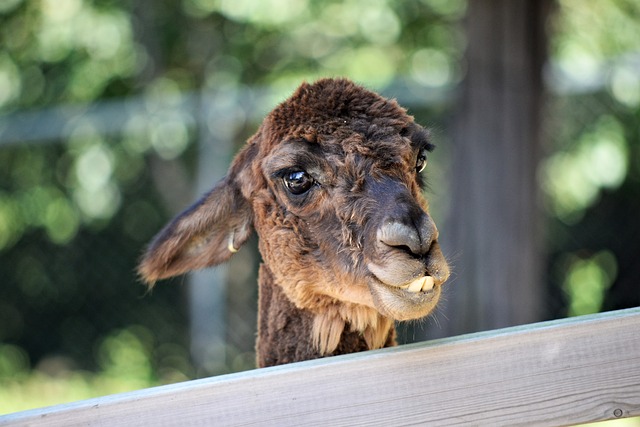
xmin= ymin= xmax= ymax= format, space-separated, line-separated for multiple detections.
xmin=139 ymin=78 xmax=449 ymax=350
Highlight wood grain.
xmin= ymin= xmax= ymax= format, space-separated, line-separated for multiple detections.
xmin=2 ymin=308 xmax=639 ymax=427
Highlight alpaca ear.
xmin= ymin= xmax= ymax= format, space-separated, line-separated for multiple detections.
xmin=138 ymin=177 xmax=253 ymax=285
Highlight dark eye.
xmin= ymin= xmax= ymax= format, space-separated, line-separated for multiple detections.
xmin=416 ymin=150 xmax=428 ymax=173
xmin=283 ymin=170 xmax=315 ymax=195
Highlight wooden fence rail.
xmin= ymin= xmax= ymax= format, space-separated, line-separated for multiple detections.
xmin=1 ymin=307 xmax=639 ymax=426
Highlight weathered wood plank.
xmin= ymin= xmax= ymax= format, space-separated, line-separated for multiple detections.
xmin=2 ymin=308 xmax=639 ymax=427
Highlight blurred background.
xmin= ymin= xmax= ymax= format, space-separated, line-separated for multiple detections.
xmin=0 ymin=0 xmax=639 ymax=417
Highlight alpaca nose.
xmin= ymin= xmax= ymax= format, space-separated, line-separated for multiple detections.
xmin=378 ymin=215 xmax=437 ymax=257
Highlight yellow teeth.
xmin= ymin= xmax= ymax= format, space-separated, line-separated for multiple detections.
xmin=401 ymin=276 xmax=435 ymax=293
xmin=407 ymin=278 xmax=423 ymax=293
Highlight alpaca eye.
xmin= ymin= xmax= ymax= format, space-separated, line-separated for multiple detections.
xmin=283 ymin=170 xmax=315 ymax=195
xmin=416 ymin=150 xmax=428 ymax=173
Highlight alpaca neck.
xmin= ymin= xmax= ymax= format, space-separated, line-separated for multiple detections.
xmin=255 ymin=264 xmax=395 ymax=368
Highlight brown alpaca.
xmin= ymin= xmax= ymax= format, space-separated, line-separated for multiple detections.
xmin=139 ymin=78 xmax=450 ymax=367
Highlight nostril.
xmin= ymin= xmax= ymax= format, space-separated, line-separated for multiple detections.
xmin=378 ymin=222 xmax=429 ymax=256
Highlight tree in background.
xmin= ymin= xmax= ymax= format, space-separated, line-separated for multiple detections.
xmin=438 ymin=0 xmax=550 ymax=337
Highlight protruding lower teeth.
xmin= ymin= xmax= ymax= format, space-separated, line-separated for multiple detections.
xmin=422 ymin=276 xmax=435 ymax=291
xmin=407 ymin=278 xmax=423 ymax=293
xmin=403 ymin=276 xmax=435 ymax=293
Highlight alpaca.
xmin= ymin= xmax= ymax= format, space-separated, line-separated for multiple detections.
xmin=139 ymin=78 xmax=450 ymax=367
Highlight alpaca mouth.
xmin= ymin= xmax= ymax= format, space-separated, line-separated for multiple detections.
xmin=372 ymin=275 xmax=438 ymax=299
xmin=367 ymin=274 xmax=441 ymax=321
xmin=398 ymin=275 xmax=435 ymax=293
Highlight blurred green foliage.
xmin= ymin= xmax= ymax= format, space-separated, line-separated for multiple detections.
xmin=543 ymin=0 xmax=640 ymax=320
xmin=0 ymin=0 xmax=467 ymax=413
xmin=0 ymin=327 xmax=172 ymax=413
xmin=0 ymin=0 xmax=467 ymax=247
xmin=545 ymin=0 xmax=640 ymax=224
xmin=0 ymin=0 xmax=639 ymax=416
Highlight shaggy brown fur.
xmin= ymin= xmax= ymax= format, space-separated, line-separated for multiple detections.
xmin=139 ymin=78 xmax=450 ymax=367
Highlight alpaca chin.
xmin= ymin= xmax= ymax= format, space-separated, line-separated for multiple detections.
xmin=368 ymin=277 xmax=442 ymax=322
